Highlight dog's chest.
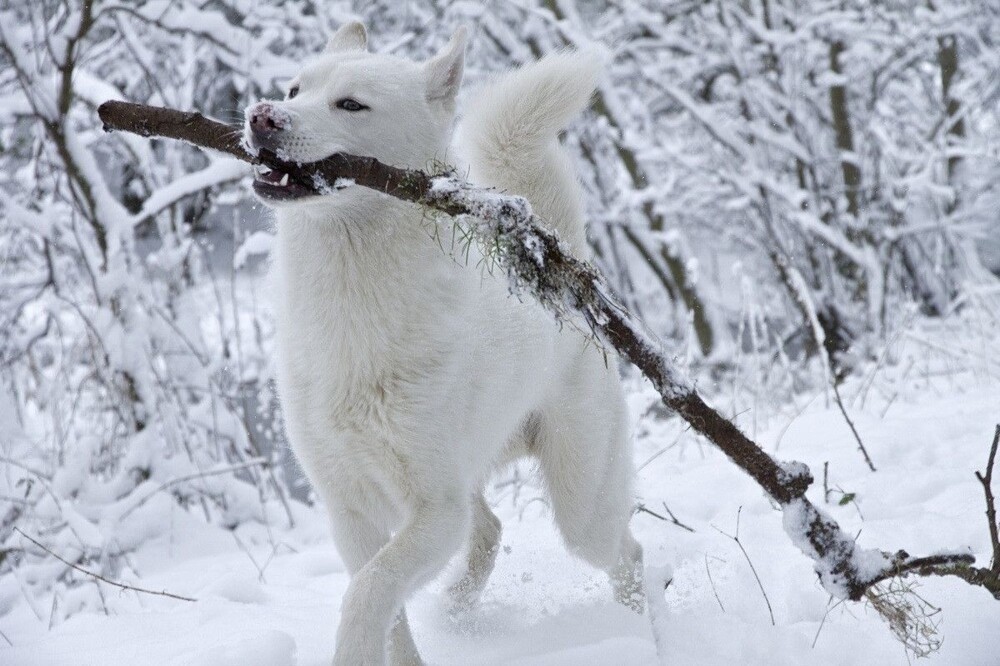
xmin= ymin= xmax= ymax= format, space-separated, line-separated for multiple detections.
xmin=272 ymin=214 xmax=471 ymax=432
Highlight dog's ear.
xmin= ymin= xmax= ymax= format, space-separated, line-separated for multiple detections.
xmin=425 ymin=26 xmax=468 ymax=102
xmin=326 ymin=21 xmax=367 ymax=53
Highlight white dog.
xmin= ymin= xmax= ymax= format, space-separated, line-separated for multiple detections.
xmin=245 ymin=22 xmax=644 ymax=666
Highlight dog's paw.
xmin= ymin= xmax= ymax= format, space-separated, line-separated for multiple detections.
xmin=388 ymin=647 xmax=426 ymax=666
xmin=332 ymin=641 xmax=384 ymax=666
xmin=445 ymin=576 xmax=482 ymax=616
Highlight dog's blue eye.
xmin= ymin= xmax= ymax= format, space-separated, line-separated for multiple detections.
xmin=287 ymin=85 xmax=299 ymax=100
xmin=335 ymin=98 xmax=369 ymax=112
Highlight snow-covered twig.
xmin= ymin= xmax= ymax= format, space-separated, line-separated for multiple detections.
xmin=97 ymin=99 xmax=1000 ymax=609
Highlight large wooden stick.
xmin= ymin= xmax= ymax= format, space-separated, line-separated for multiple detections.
xmin=97 ymin=100 xmax=999 ymax=605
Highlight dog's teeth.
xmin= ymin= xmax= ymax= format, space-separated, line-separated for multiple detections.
xmin=280 ymin=173 xmax=290 ymax=186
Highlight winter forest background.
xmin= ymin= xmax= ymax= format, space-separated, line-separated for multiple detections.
xmin=2 ymin=1 xmax=1000 ymax=664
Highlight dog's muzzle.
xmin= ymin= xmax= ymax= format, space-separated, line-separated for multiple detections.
xmin=244 ymin=102 xmax=314 ymax=202
xmin=246 ymin=101 xmax=289 ymax=152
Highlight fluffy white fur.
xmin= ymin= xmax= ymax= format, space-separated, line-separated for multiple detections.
xmin=246 ymin=22 xmax=644 ymax=666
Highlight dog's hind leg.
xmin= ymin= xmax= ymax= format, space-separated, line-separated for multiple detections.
xmin=533 ymin=361 xmax=646 ymax=612
xmin=333 ymin=486 xmax=470 ymax=666
xmin=447 ymin=493 xmax=502 ymax=611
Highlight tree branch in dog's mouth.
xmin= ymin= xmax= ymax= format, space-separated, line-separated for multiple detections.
xmin=97 ymin=100 xmax=449 ymax=207
xmin=96 ymin=98 xmax=1000 ymax=614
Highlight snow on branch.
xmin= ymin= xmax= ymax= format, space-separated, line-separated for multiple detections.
xmin=97 ymin=100 xmax=1000 ymax=608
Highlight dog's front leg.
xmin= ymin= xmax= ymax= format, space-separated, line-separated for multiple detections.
xmin=333 ymin=491 xmax=470 ymax=666
xmin=323 ymin=499 xmax=421 ymax=665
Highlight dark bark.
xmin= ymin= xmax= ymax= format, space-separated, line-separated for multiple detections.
xmin=590 ymin=91 xmax=714 ymax=356
xmin=936 ymin=33 xmax=965 ymax=185
xmin=98 ymin=101 xmax=255 ymax=162
xmin=2 ymin=1 xmax=108 ymax=266
xmin=97 ymin=99 xmax=1000 ymax=606
xmin=975 ymin=425 xmax=1000 ymax=574
xmin=828 ymin=40 xmax=862 ymax=220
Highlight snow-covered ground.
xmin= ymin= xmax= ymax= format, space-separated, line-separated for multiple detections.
xmin=3 ymin=333 xmax=1000 ymax=665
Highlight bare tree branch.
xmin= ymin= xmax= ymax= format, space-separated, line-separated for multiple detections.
xmin=96 ymin=100 xmax=1000 ymax=608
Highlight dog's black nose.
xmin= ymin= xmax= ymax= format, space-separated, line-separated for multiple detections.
xmin=250 ymin=113 xmax=277 ymax=132
xmin=247 ymin=102 xmax=287 ymax=138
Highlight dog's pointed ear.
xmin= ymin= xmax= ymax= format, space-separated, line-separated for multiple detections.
xmin=425 ymin=26 xmax=468 ymax=102
xmin=326 ymin=21 xmax=368 ymax=53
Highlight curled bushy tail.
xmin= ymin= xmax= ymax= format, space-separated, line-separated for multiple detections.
xmin=459 ymin=50 xmax=601 ymax=255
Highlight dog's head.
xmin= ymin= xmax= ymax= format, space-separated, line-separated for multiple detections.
xmin=245 ymin=22 xmax=467 ymax=207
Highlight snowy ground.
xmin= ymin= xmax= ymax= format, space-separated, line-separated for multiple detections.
xmin=3 ymin=331 xmax=1000 ymax=665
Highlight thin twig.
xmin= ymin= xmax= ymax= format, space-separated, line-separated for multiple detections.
xmin=636 ymin=427 xmax=683 ymax=471
xmin=636 ymin=502 xmax=696 ymax=533
xmin=705 ymin=554 xmax=726 ymax=613
xmin=14 ymin=528 xmax=196 ymax=603
xmin=714 ymin=507 xmax=775 ymax=625
xmin=661 ymin=502 xmax=696 ymax=533
xmin=812 ymin=596 xmax=847 ymax=649
xmin=117 ymin=459 xmax=267 ymax=522
xmin=832 ymin=381 xmax=877 ymax=472
xmin=974 ymin=425 xmax=1000 ymax=573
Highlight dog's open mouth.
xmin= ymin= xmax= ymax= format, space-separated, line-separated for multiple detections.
xmin=252 ymin=166 xmax=314 ymax=201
